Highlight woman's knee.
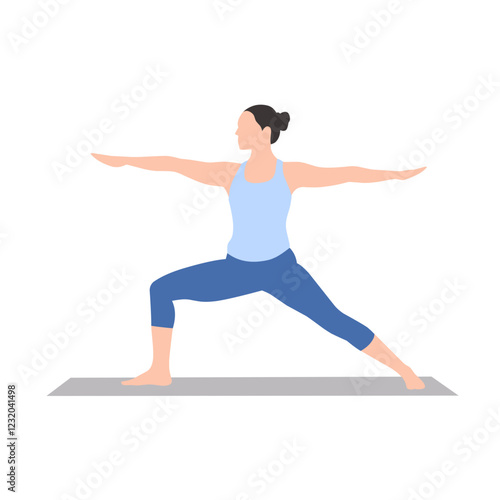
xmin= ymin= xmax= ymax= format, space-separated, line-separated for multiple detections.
xmin=150 ymin=274 xmax=173 ymax=300
xmin=150 ymin=275 xmax=176 ymax=328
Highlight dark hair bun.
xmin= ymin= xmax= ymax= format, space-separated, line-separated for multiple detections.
xmin=244 ymin=104 xmax=290 ymax=144
xmin=275 ymin=111 xmax=290 ymax=131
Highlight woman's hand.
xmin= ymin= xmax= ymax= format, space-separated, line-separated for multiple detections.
xmin=91 ymin=153 xmax=127 ymax=167
xmin=395 ymin=166 xmax=427 ymax=180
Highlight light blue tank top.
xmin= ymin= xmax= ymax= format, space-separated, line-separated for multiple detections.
xmin=227 ymin=158 xmax=292 ymax=261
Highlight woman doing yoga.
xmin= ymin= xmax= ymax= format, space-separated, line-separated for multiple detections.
xmin=92 ymin=104 xmax=426 ymax=390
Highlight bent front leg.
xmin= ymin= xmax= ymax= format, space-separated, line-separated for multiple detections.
xmin=149 ymin=257 xmax=263 ymax=328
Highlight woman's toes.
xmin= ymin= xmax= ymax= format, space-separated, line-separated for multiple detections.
xmin=404 ymin=373 xmax=426 ymax=390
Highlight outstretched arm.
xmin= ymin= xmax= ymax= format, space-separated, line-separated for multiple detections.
xmin=91 ymin=154 xmax=240 ymax=193
xmin=283 ymin=162 xmax=426 ymax=193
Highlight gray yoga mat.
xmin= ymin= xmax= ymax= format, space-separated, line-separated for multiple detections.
xmin=49 ymin=376 xmax=455 ymax=396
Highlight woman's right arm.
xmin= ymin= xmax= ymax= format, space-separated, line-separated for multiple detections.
xmin=91 ymin=154 xmax=240 ymax=192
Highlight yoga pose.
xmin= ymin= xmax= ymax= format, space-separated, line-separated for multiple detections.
xmin=92 ymin=104 xmax=426 ymax=389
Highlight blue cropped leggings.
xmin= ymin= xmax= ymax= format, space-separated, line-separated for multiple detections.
xmin=150 ymin=248 xmax=375 ymax=350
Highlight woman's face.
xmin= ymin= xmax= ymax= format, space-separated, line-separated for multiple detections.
xmin=235 ymin=111 xmax=270 ymax=150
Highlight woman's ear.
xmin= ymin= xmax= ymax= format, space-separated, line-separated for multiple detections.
xmin=262 ymin=126 xmax=272 ymax=142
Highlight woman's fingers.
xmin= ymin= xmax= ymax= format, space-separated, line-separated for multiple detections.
xmin=91 ymin=153 xmax=125 ymax=167
xmin=404 ymin=166 xmax=427 ymax=179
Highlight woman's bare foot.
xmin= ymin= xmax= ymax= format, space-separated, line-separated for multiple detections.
xmin=121 ymin=368 xmax=172 ymax=386
xmin=401 ymin=367 xmax=425 ymax=390
xmin=362 ymin=335 xmax=425 ymax=390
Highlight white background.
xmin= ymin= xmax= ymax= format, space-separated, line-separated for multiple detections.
xmin=2 ymin=0 xmax=500 ymax=498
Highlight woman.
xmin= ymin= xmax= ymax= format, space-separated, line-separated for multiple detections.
xmin=92 ymin=104 xmax=426 ymax=389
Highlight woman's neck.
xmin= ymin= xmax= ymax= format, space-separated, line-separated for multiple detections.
xmin=247 ymin=146 xmax=276 ymax=167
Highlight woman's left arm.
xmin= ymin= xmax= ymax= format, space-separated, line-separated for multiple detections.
xmin=283 ymin=162 xmax=426 ymax=193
